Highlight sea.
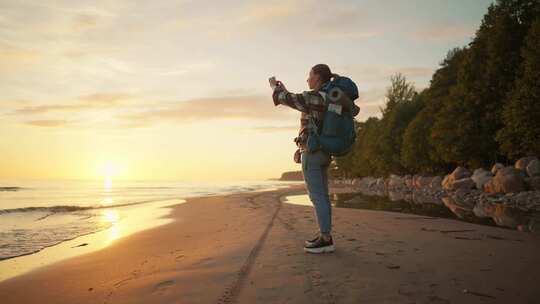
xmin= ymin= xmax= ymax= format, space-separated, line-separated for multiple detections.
xmin=0 ymin=179 xmax=299 ymax=261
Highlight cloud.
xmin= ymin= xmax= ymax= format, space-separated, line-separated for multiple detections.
xmin=0 ymin=46 xmax=41 ymax=68
xmin=5 ymin=93 xmax=300 ymax=129
xmin=9 ymin=93 xmax=133 ymax=115
xmin=24 ymin=119 xmax=70 ymax=127
xmin=354 ymin=88 xmax=386 ymax=122
xmin=358 ymin=88 xmax=387 ymax=105
xmin=251 ymin=125 xmax=298 ymax=133
xmin=410 ymin=23 xmax=475 ymax=42
xmin=173 ymin=0 xmax=380 ymax=40
xmin=71 ymin=13 xmax=100 ymax=32
xmin=336 ymin=65 xmax=434 ymax=84
xmin=115 ymin=94 xmax=296 ymax=127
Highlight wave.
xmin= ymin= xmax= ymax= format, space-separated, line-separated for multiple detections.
xmin=0 ymin=197 xmax=183 ymax=215
xmin=0 ymin=187 xmax=21 ymax=191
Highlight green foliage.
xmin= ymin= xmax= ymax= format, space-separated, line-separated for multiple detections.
xmin=375 ymin=74 xmax=423 ymax=175
xmin=332 ymin=0 xmax=540 ymax=178
xmin=496 ymin=18 xmax=540 ymax=158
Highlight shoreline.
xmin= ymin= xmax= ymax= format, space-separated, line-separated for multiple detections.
xmin=0 ymin=184 xmax=299 ymax=281
xmin=1 ymin=183 xmax=540 ymax=303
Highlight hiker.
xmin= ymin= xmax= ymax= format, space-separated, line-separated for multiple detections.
xmin=270 ymin=64 xmax=338 ymax=254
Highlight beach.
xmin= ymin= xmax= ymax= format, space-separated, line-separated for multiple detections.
xmin=1 ymin=183 xmax=539 ymax=303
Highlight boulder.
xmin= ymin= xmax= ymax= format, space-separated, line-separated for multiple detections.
xmin=483 ymin=166 xmax=526 ymax=194
xmin=404 ymin=175 xmax=414 ymax=188
xmin=529 ymin=215 xmax=540 ymax=234
xmin=414 ymin=176 xmax=432 ymax=189
xmin=387 ymin=174 xmax=405 ymax=190
xmin=526 ymin=159 xmax=540 ymax=177
xmin=491 ymin=204 xmax=529 ymax=229
xmin=515 ymin=156 xmax=537 ymax=171
xmin=441 ymin=189 xmax=480 ymax=219
xmin=452 ymin=178 xmax=476 ymax=192
xmin=491 ymin=163 xmax=505 ymax=175
xmin=411 ymin=189 xmax=443 ymax=205
xmin=442 ymin=166 xmax=471 ymax=191
xmin=388 ymin=190 xmax=408 ymax=202
xmin=430 ymin=176 xmax=443 ymax=190
xmin=471 ymin=168 xmax=494 ymax=190
xmin=525 ymin=177 xmax=540 ymax=191
xmin=473 ymin=195 xmax=496 ymax=218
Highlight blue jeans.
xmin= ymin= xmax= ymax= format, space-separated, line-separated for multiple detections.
xmin=301 ymin=149 xmax=332 ymax=234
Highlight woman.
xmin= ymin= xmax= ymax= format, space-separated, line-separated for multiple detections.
xmin=271 ymin=63 xmax=336 ymax=254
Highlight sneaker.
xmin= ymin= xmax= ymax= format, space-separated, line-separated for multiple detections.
xmin=304 ymin=233 xmax=320 ymax=247
xmin=304 ymin=235 xmax=335 ymax=253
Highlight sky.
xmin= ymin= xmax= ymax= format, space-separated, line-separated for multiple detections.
xmin=0 ymin=0 xmax=494 ymax=182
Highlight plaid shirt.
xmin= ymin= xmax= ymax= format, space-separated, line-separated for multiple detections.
xmin=272 ymin=85 xmax=327 ymax=151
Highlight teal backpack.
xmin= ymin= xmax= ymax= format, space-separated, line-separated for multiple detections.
xmin=306 ymin=75 xmax=360 ymax=157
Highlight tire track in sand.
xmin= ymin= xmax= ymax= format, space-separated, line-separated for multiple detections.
xmin=215 ymin=187 xmax=305 ymax=304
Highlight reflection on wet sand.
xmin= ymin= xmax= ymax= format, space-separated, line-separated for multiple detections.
xmin=0 ymin=199 xmax=184 ymax=282
xmin=283 ymin=192 xmax=497 ymax=226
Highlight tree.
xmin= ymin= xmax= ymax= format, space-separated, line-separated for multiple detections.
xmin=401 ymin=48 xmax=467 ymax=174
xmin=496 ymin=18 xmax=540 ymax=158
xmin=374 ymin=73 xmax=422 ymax=175
xmin=429 ymin=0 xmax=537 ymax=167
xmin=330 ymin=0 xmax=540 ymax=178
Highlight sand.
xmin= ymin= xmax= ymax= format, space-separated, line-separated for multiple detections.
xmin=0 ymin=183 xmax=539 ymax=304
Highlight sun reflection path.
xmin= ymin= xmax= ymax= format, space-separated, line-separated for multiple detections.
xmin=102 ymin=209 xmax=120 ymax=244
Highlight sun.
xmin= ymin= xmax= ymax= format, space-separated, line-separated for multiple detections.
xmin=101 ymin=162 xmax=120 ymax=191
xmin=102 ymin=162 xmax=118 ymax=177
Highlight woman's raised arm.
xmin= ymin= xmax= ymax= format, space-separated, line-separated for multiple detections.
xmin=272 ymin=85 xmax=326 ymax=113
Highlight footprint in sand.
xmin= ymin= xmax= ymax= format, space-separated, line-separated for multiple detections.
xmin=309 ymin=271 xmax=326 ymax=287
xmin=152 ymin=280 xmax=176 ymax=294
xmin=193 ymin=257 xmax=215 ymax=266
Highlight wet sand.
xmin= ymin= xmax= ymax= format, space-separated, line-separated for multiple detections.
xmin=0 ymin=183 xmax=539 ymax=303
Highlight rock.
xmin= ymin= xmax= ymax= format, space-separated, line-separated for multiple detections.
xmin=473 ymin=191 xmax=540 ymax=229
xmin=491 ymin=163 xmax=505 ymax=175
xmin=442 ymin=189 xmax=480 ymax=219
xmin=483 ymin=166 xmax=525 ymax=194
xmin=442 ymin=166 xmax=471 ymax=191
xmin=526 ymin=159 xmax=540 ymax=177
xmin=529 ymin=216 xmax=540 ymax=234
xmin=404 ymin=175 xmax=414 ymax=188
xmin=411 ymin=189 xmax=443 ymax=205
xmin=471 ymin=168 xmax=494 ymax=190
xmin=387 ymin=174 xmax=405 ymax=190
xmin=388 ymin=190 xmax=409 ymax=202
xmin=517 ymin=224 xmax=530 ymax=232
xmin=473 ymin=168 xmax=490 ymax=176
xmin=414 ymin=176 xmax=432 ymax=189
xmin=430 ymin=176 xmax=443 ymax=190
xmin=491 ymin=204 xmax=528 ymax=229
xmin=507 ymin=191 xmax=540 ymax=212
xmin=499 ymin=166 xmax=517 ymax=176
xmin=452 ymin=178 xmax=476 ymax=192
xmin=473 ymin=196 xmax=495 ymax=218
xmin=476 ymin=176 xmax=493 ymax=191
xmin=453 ymin=166 xmax=471 ymax=179
xmin=525 ymin=177 xmax=540 ymax=191
xmin=515 ymin=156 xmax=537 ymax=171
